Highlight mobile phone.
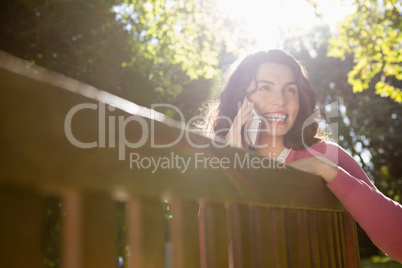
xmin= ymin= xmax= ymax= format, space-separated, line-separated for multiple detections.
xmin=245 ymin=100 xmax=262 ymax=148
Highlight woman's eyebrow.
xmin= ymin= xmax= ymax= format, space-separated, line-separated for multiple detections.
xmin=256 ymin=80 xmax=274 ymax=85
xmin=257 ymin=80 xmax=297 ymax=87
xmin=284 ymin=81 xmax=297 ymax=87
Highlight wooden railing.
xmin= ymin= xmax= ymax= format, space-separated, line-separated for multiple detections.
xmin=0 ymin=50 xmax=360 ymax=268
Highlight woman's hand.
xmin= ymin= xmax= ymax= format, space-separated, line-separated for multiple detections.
xmin=225 ymin=98 xmax=254 ymax=148
xmin=286 ymin=157 xmax=339 ymax=183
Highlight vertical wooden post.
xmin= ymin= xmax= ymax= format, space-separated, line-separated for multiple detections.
xmin=284 ymin=209 xmax=313 ymax=267
xmin=126 ymin=197 xmax=165 ymax=268
xmin=62 ymin=190 xmax=117 ymax=268
xmin=0 ymin=185 xmax=45 ymax=268
xmin=343 ymin=212 xmax=360 ymax=267
xmin=248 ymin=206 xmax=275 ymax=267
xmin=307 ymin=211 xmax=322 ymax=267
xmin=316 ymin=211 xmax=330 ymax=267
xmin=62 ymin=190 xmax=83 ymax=268
xmin=296 ymin=209 xmax=313 ymax=267
xmin=323 ymin=212 xmax=337 ymax=268
xmin=268 ymin=208 xmax=288 ymax=267
xmin=226 ymin=203 xmax=253 ymax=268
xmin=198 ymin=202 xmax=229 ymax=268
xmin=284 ymin=209 xmax=300 ymax=266
xmin=170 ymin=199 xmax=200 ymax=268
xmin=331 ymin=212 xmax=343 ymax=267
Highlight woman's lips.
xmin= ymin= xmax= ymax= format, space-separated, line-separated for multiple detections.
xmin=263 ymin=112 xmax=288 ymax=125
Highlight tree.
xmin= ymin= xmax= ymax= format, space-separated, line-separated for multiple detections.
xmin=328 ymin=0 xmax=402 ymax=102
xmin=0 ymin=0 xmax=252 ymax=119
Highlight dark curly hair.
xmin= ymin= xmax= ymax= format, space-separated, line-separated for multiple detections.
xmin=206 ymin=49 xmax=326 ymax=150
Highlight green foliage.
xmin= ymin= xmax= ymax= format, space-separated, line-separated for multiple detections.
xmin=328 ymin=0 xmax=402 ymax=102
xmin=43 ymin=197 xmax=62 ymax=268
xmin=114 ymin=0 xmax=222 ymax=94
xmin=0 ymin=0 xmax=252 ymax=119
xmin=361 ymin=255 xmax=402 ymax=267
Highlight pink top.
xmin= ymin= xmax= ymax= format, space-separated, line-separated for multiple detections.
xmin=285 ymin=141 xmax=402 ymax=262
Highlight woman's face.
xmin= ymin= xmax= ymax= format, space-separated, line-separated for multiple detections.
xmin=246 ymin=63 xmax=300 ymax=140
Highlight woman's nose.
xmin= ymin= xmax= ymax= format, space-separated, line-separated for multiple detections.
xmin=271 ymin=90 xmax=285 ymax=106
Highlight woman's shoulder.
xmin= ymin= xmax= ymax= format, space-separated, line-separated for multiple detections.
xmin=298 ymin=140 xmax=343 ymax=154
xmin=290 ymin=140 xmax=348 ymax=165
xmin=309 ymin=140 xmax=345 ymax=152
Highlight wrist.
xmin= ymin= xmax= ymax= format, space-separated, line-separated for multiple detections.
xmin=318 ymin=162 xmax=339 ymax=183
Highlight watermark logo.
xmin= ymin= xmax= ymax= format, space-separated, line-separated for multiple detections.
xmin=64 ymin=101 xmax=339 ymax=169
xmin=129 ymin=152 xmax=285 ymax=173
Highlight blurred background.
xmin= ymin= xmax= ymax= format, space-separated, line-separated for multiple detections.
xmin=1 ymin=0 xmax=401 ymax=266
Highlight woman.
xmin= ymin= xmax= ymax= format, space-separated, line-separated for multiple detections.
xmin=205 ymin=49 xmax=402 ymax=262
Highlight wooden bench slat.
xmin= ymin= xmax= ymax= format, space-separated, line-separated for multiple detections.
xmin=297 ymin=210 xmax=313 ymax=267
xmin=83 ymin=191 xmax=117 ymax=268
xmin=62 ymin=190 xmax=118 ymax=268
xmin=199 ymin=202 xmax=229 ymax=268
xmin=306 ymin=211 xmax=321 ymax=267
xmin=343 ymin=212 xmax=360 ymax=267
xmin=248 ymin=206 xmax=275 ymax=267
xmin=284 ymin=209 xmax=300 ymax=267
xmin=62 ymin=190 xmax=83 ymax=268
xmin=332 ymin=212 xmax=343 ymax=267
xmin=170 ymin=199 xmax=200 ymax=268
xmin=0 ymin=185 xmax=45 ymax=268
xmin=317 ymin=211 xmax=331 ymax=267
xmin=226 ymin=204 xmax=254 ymax=267
xmin=324 ymin=212 xmax=338 ymax=267
xmin=284 ymin=209 xmax=313 ymax=268
xmin=268 ymin=208 xmax=288 ymax=267
xmin=127 ymin=197 xmax=165 ymax=268
xmin=337 ymin=212 xmax=348 ymax=266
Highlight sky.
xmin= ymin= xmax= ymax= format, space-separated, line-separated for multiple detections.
xmin=218 ymin=0 xmax=356 ymax=49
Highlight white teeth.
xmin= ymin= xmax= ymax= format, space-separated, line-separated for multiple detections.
xmin=265 ymin=113 xmax=287 ymax=121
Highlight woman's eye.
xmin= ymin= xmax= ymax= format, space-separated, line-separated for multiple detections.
xmin=285 ymin=88 xmax=296 ymax=93
xmin=260 ymin=86 xmax=270 ymax=91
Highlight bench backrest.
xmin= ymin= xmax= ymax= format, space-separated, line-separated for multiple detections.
xmin=0 ymin=50 xmax=360 ymax=268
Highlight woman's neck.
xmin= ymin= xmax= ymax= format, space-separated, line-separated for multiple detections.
xmin=255 ymin=136 xmax=285 ymax=160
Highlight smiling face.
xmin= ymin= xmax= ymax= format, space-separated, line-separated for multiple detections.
xmin=247 ymin=63 xmax=300 ymax=142
xmin=214 ymin=50 xmax=319 ymax=150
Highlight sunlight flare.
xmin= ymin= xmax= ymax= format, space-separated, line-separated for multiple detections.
xmin=218 ymin=0 xmax=355 ymax=49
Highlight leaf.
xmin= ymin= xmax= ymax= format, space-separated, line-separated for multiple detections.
xmin=328 ymin=0 xmax=402 ymax=102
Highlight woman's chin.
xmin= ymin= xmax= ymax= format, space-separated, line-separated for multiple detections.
xmin=259 ymin=131 xmax=288 ymax=141
xmin=260 ymin=125 xmax=291 ymax=138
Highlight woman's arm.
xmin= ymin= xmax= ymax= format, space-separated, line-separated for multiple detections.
xmin=327 ymin=166 xmax=402 ymax=263
xmin=286 ymin=156 xmax=339 ymax=183
xmin=287 ymin=144 xmax=402 ymax=263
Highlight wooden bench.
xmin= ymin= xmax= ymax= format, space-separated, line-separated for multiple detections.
xmin=0 ymin=50 xmax=360 ymax=268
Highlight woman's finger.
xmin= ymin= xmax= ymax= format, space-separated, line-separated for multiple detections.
xmin=240 ymin=110 xmax=254 ymax=126
xmin=225 ymin=98 xmax=256 ymax=148
xmin=242 ymin=101 xmax=255 ymax=116
xmin=238 ymin=100 xmax=254 ymax=122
